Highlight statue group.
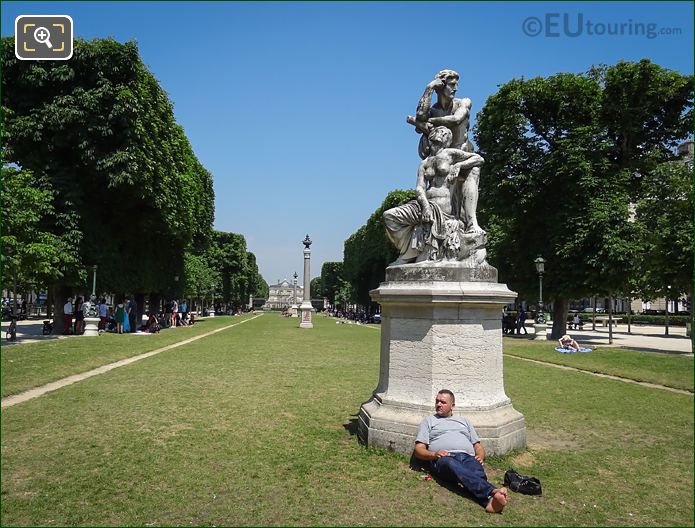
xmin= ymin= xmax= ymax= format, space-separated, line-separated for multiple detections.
xmin=385 ymin=69 xmax=487 ymax=267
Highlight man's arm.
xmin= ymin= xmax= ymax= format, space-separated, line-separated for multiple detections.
xmin=416 ymin=79 xmax=444 ymax=121
xmin=473 ymin=442 xmax=485 ymax=465
xmin=415 ymin=441 xmax=449 ymax=462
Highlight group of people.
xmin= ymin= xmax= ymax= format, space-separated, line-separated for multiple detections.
xmin=164 ymin=299 xmax=192 ymax=328
xmin=62 ymin=296 xmax=195 ymax=335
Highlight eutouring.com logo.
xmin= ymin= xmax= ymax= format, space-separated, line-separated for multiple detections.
xmin=522 ymin=13 xmax=682 ymax=40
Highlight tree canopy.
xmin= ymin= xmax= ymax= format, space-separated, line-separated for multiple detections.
xmin=2 ymin=37 xmax=215 ymax=298
xmin=343 ymin=189 xmax=417 ymax=307
xmin=474 ymin=59 xmax=693 ymax=336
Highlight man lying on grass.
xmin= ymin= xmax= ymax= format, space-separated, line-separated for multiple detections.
xmin=414 ymin=389 xmax=509 ymax=513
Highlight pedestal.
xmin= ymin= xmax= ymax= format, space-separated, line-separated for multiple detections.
xmin=83 ymin=317 xmax=100 ymax=337
xmin=299 ymin=302 xmax=314 ymax=329
xmin=358 ymin=262 xmax=526 ymax=456
xmin=289 ymin=305 xmax=299 ymax=317
xmin=533 ymin=323 xmax=547 ymax=340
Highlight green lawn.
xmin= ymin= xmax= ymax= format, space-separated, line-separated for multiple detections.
xmin=1 ymin=315 xmax=693 ymax=526
xmin=1 ymin=315 xmax=255 ymax=398
xmin=503 ymin=338 xmax=694 ymax=391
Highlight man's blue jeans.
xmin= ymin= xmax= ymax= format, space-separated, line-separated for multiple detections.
xmin=431 ymin=452 xmax=495 ymax=507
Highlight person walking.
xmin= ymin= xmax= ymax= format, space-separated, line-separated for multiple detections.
xmin=171 ymin=299 xmax=179 ymax=328
xmin=517 ymin=307 xmax=528 ymax=335
xmin=74 ymin=296 xmax=85 ymax=335
xmin=127 ymin=296 xmax=138 ymax=333
xmin=63 ymin=297 xmax=74 ymax=335
xmin=115 ymin=301 xmax=126 ymax=334
xmin=97 ymin=298 xmax=109 ymax=331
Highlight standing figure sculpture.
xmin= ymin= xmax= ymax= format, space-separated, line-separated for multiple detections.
xmin=405 ymin=69 xmax=483 ymax=242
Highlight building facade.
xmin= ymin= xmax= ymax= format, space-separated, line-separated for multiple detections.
xmin=264 ymin=279 xmax=303 ymax=310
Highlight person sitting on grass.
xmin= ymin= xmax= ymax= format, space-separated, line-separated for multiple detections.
xmin=414 ymin=389 xmax=509 ymax=513
xmin=558 ymin=334 xmax=580 ymax=351
xmin=144 ymin=312 xmax=160 ymax=333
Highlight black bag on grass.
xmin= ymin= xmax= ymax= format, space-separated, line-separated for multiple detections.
xmin=504 ymin=469 xmax=542 ymax=495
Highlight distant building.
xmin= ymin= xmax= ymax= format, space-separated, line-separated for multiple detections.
xmin=264 ymin=279 xmax=303 ymax=310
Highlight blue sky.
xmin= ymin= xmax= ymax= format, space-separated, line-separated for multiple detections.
xmin=2 ymin=1 xmax=693 ymax=286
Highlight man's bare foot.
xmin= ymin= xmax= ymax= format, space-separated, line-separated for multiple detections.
xmin=485 ymin=488 xmax=508 ymax=513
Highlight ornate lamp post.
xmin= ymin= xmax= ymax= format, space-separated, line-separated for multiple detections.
xmin=91 ymin=265 xmax=98 ymax=301
xmin=534 ymin=257 xmax=545 ymax=323
xmin=299 ymin=234 xmax=314 ymax=329
xmin=533 ymin=256 xmax=547 ymax=340
xmin=291 ymin=272 xmax=299 ymax=316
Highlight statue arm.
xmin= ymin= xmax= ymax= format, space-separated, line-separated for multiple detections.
xmin=449 ymin=149 xmax=484 ymax=168
xmin=416 ymin=81 xmax=442 ymax=121
xmin=416 ymin=162 xmax=433 ymax=222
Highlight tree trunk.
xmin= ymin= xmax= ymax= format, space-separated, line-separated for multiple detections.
xmin=12 ymin=274 xmax=18 ymax=318
xmin=592 ymin=296 xmax=597 ymax=330
xmin=47 ymin=286 xmax=54 ymax=319
xmin=149 ymin=293 xmax=162 ymax=316
xmin=608 ymin=295 xmax=613 ymax=345
xmin=52 ymin=285 xmax=72 ymax=335
xmin=551 ymin=298 xmax=569 ymax=340
xmin=665 ymin=295 xmax=670 ymax=336
xmin=627 ymin=296 xmax=632 ymax=334
xmin=135 ymin=293 xmax=146 ymax=330
xmin=689 ymin=289 xmax=693 ymax=354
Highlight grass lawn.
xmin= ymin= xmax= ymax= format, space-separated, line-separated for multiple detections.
xmin=1 ymin=314 xmax=693 ymax=526
xmin=503 ymin=338 xmax=694 ymax=392
xmin=1 ymin=315 xmax=255 ymax=398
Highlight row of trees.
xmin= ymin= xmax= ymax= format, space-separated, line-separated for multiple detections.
xmin=183 ymin=231 xmax=268 ymax=312
xmin=331 ymin=60 xmax=692 ymax=341
xmin=1 ymin=37 xmax=267 ymax=331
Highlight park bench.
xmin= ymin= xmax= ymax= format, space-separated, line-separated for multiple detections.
xmin=594 ymin=316 xmax=623 ymax=327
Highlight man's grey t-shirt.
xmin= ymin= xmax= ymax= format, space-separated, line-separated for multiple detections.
xmin=415 ymin=415 xmax=480 ymax=456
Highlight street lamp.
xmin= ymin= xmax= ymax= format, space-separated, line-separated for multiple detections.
xmin=91 ymin=265 xmax=98 ymax=301
xmin=534 ymin=256 xmax=546 ymax=324
xmin=293 ymin=272 xmax=298 ymax=306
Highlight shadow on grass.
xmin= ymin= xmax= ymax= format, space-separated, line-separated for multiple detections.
xmin=342 ymin=417 xmax=359 ymax=437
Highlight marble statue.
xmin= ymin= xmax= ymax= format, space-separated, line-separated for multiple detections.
xmin=385 ymin=70 xmax=486 ymax=265
xmin=359 ymin=70 xmax=525 ymax=458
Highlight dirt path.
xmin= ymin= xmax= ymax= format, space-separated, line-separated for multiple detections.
xmin=1 ymin=314 xmax=263 ymax=409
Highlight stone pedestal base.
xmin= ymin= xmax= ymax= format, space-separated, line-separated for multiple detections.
xmin=533 ymin=323 xmax=547 ymax=340
xmin=358 ymin=262 xmax=526 ymax=456
xmin=299 ymin=302 xmax=314 ymax=329
xmin=83 ymin=317 xmax=100 ymax=337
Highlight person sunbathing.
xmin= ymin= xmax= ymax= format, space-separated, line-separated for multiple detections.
xmin=558 ymin=334 xmax=580 ymax=351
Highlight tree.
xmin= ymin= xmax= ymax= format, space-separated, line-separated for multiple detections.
xmin=199 ymin=231 xmax=266 ymax=310
xmin=320 ymin=262 xmax=343 ymax=305
xmin=634 ymin=159 xmax=693 ymax=345
xmin=310 ymin=277 xmax=323 ymax=299
xmin=343 ymin=189 xmax=417 ymax=308
xmin=2 ymin=37 xmax=214 ymax=330
xmin=475 ymin=60 xmax=692 ymax=338
xmin=1 ymin=166 xmax=67 ymax=314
